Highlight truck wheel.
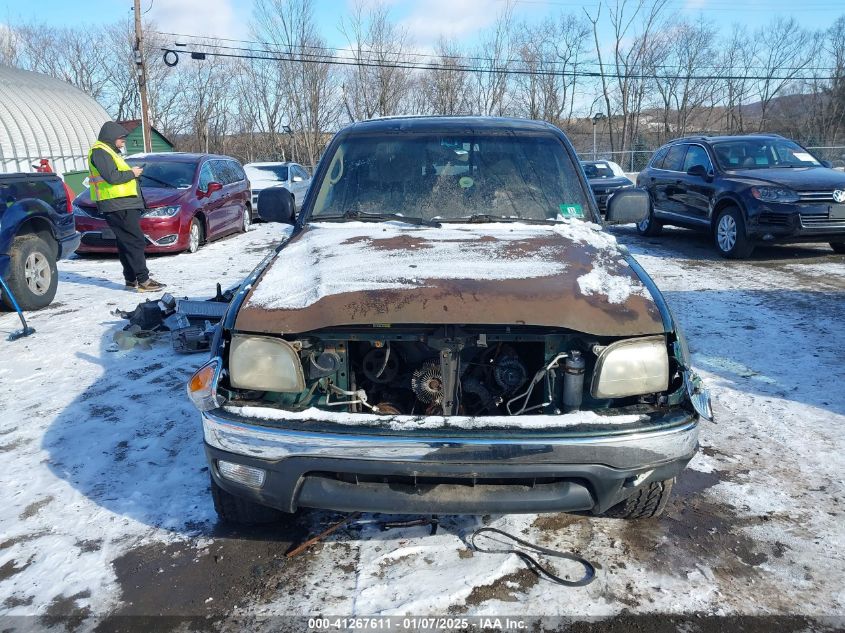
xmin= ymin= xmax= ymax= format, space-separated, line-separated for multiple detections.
xmin=1 ymin=234 xmax=58 ymax=311
xmin=210 ymin=476 xmax=286 ymax=525
xmin=830 ymin=242 xmax=845 ymax=254
xmin=715 ymin=207 xmax=754 ymax=259
xmin=602 ymin=478 xmax=674 ymax=519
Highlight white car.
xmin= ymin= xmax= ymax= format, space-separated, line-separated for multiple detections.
xmin=244 ymin=162 xmax=312 ymax=214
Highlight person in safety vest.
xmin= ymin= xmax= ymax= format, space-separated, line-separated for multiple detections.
xmin=88 ymin=122 xmax=166 ymax=292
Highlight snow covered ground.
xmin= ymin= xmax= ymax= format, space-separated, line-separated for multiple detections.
xmin=1 ymin=223 xmax=843 ymax=631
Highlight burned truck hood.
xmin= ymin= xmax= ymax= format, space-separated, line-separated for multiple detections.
xmin=235 ymin=221 xmax=664 ymax=336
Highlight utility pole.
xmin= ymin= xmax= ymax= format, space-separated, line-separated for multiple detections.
xmin=133 ymin=0 xmax=152 ymax=153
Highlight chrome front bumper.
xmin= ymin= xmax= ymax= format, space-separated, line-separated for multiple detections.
xmin=203 ymin=407 xmax=699 ymax=513
xmin=202 ymin=408 xmax=698 ymax=470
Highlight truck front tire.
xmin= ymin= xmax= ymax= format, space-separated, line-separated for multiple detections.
xmin=1 ymin=234 xmax=58 ymax=311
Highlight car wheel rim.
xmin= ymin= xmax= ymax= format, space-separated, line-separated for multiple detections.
xmin=190 ymin=224 xmax=200 ymax=252
xmin=717 ymin=215 xmax=737 ymax=251
xmin=638 ymin=215 xmax=650 ymax=232
xmin=243 ymin=209 xmax=250 ymax=231
xmin=24 ymin=252 xmax=51 ymax=295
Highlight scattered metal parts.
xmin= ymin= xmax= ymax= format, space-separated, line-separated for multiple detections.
xmin=380 ymin=516 xmax=439 ymax=535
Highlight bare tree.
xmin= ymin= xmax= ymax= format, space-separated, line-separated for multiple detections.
xmin=419 ymin=37 xmax=470 ymax=115
xmin=512 ymin=14 xmax=590 ymax=125
xmin=340 ymin=1 xmax=414 ymax=121
xmin=753 ymin=17 xmax=818 ymax=131
xmin=469 ymin=5 xmax=514 ymax=116
xmin=253 ymin=0 xmax=342 ymax=166
xmin=586 ymin=0 xmax=668 ymax=152
xmin=718 ymin=25 xmax=757 ymax=133
xmin=650 ymin=17 xmax=719 ymax=141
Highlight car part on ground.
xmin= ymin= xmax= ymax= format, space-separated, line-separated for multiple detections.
xmin=112 ymin=284 xmax=235 ymax=354
xmin=637 ymin=134 xmax=845 ymax=258
xmin=189 ymin=115 xmax=708 ymax=525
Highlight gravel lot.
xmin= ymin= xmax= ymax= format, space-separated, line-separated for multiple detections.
xmin=1 ymin=222 xmax=843 ymax=632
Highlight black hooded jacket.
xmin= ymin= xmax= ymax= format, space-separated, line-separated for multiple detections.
xmin=90 ymin=122 xmax=144 ymax=213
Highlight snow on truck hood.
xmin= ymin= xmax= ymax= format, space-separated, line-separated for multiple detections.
xmin=235 ymin=221 xmax=664 ymax=336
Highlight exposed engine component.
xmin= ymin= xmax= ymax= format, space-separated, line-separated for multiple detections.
xmin=308 ymin=351 xmax=341 ymax=379
xmin=374 ymin=402 xmax=403 ymax=415
xmin=411 ymin=361 xmax=443 ymax=404
xmin=493 ymin=354 xmax=528 ymax=394
xmin=562 ymin=350 xmax=586 ymax=412
xmin=461 ymin=376 xmax=498 ymax=414
xmin=362 ymin=345 xmax=400 ymax=383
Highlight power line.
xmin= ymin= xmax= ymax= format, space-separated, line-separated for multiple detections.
xmin=159 ymin=44 xmax=838 ymax=82
xmin=152 ymin=30 xmax=839 ymax=74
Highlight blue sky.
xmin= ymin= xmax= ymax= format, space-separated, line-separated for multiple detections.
xmin=1 ymin=0 xmax=840 ymax=50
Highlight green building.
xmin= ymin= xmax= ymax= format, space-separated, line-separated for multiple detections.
xmin=117 ymin=119 xmax=175 ymax=155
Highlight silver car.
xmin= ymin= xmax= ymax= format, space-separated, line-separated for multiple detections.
xmin=244 ymin=162 xmax=311 ymax=214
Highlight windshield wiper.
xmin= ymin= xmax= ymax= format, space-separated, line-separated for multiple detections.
xmin=442 ymin=214 xmax=558 ymax=224
xmin=341 ymin=211 xmax=440 ymax=228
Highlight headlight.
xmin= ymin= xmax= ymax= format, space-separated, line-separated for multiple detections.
xmin=143 ymin=205 xmax=181 ymax=218
xmin=229 ymin=335 xmax=305 ymax=392
xmin=750 ymin=186 xmax=799 ymax=203
xmin=72 ymin=203 xmax=93 ymax=217
xmin=591 ymin=335 xmax=669 ymax=399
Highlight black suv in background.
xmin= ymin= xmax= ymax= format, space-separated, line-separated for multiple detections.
xmin=1 ymin=173 xmax=79 ymax=310
xmin=636 ymin=135 xmax=845 ymax=258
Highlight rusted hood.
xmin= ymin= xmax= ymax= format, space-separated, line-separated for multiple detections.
xmin=235 ymin=221 xmax=664 ymax=336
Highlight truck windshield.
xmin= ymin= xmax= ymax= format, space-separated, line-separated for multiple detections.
xmin=310 ymin=133 xmax=592 ymax=223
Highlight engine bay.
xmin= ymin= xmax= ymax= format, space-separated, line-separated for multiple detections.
xmin=222 ymin=325 xmax=682 ymax=417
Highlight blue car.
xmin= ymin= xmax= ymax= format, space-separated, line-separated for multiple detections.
xmin=0 ymin=173 xmax=80 ymax=310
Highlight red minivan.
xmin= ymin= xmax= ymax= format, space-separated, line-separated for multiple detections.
xmin=73 ymin=153 xmax=251 ymax=254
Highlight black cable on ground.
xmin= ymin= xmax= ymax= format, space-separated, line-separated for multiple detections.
xmin=469 ymin=526 xmax=596 ymax=587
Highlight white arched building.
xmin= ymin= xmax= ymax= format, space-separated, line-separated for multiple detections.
xmin=0 ymin=65 xmax=109 ymax=175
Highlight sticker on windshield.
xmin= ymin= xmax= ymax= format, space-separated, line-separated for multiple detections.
xmin=792 ymin=152 xmax=815 ymax=162
xmin=558 ymin=204 xmax=584 ymax=219
xmin=459 ymin=176 xmax=474 ymax=189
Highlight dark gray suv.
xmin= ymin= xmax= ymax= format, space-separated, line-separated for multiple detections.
xmin=637 ymin=135 xmax=845 ymax=258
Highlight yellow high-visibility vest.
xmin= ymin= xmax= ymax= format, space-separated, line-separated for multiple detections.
xmin=87 ymin=141 xmax=139 ymax=202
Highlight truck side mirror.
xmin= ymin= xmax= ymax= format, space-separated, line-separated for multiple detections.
xmin=605 ymin=189 xmax=649 ymax=225
xmin=257 ymin=186 xmax=295 ymax=224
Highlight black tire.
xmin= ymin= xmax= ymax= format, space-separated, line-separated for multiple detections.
xmin=187 ymin=217 xmax=203 ymax=253
xmin=1 ymin=234 xmax=58 ymax=311
xmin=210 ymin=475 xmax=286 ymax=525
xmin=830 ymin=242 xmax=845 ymax=254
xmin=636 ymin=202 xmax=663 ymax=236
xmin=714 ymin=206 xmax=754 ymax=259
xmin=602 ymin=478 xmax=674 ymax=519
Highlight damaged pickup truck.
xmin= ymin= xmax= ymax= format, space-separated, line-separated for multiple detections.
xmin=187 ymin=116 xmax=712 ymax=525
